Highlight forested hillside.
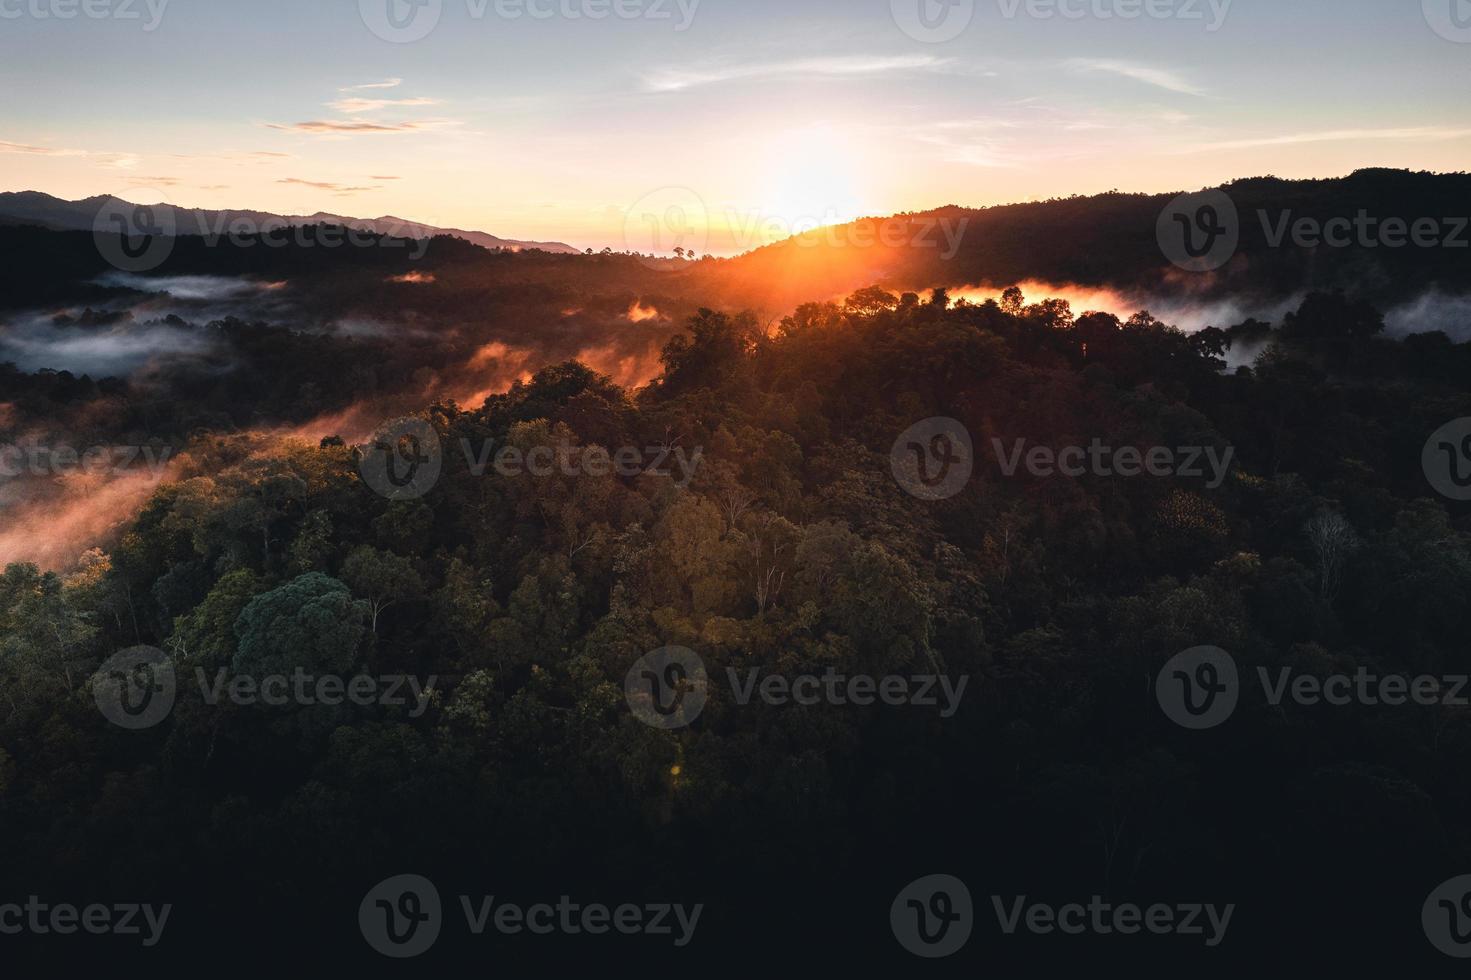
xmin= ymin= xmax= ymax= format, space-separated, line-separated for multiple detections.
xmin=3 ymin=285 xmax=1471 ymax=968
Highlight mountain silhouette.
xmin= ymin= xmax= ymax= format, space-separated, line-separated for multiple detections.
xmin=0 ymin=190 xmax=580 ymax=254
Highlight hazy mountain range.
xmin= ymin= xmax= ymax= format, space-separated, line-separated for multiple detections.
xmin=0 ymin=190 xmax=580 ymax=254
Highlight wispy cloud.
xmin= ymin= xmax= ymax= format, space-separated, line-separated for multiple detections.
xmin=1067 ymin=59 xmax=1206 ymax=97
xmin=340 ymin=78 xmax=403 ymax=91
xmin=328 ymin=96 xmax=439 ymax=114
xmin=266 ymin=120 xmax=434 ymax=135
xmin=278 ymin=177 xmax=380 ymax=194
xmin=271 ymin=84 xmax=451 ymax=138
xmin=643 ymin=54 xmax=950 ymax=93
xmin=0 ymin=140 xmax=87 ymax=156
xmin=98 ymin=153 xmax=142 ymax=170
xmin=1179 ymin=126 xmax=1471 ymax=153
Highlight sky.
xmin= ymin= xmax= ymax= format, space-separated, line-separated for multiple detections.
xmin=2 ymin=0 xmax=1469 ymax=253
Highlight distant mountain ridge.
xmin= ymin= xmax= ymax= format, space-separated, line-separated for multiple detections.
xmin=0 ymin=190 xmax=580 ymax=254
xmin=705 ymin=168 xmax=1471 ymax=311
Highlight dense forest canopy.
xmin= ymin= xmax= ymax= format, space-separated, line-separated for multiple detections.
xmin=2 ymin=245 xmax=1471 ymax=965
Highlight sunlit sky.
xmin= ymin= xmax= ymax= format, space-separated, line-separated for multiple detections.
xmin=2 ymin=0 xmax=1469 ymax=253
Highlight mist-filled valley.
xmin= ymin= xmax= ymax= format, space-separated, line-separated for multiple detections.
xmin=3 ymin=170 xmax=1470 ymax=572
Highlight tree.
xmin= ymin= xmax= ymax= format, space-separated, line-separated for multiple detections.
xmin=341 ymin=546 xmax=426 ymax=636
xmin=844 ymin=286 xmax=899 ymax=316
xmin=1304 ymin=509 xmax=1359 ymax=602
xmin=233 ymin=573 xmax=368 ymax=676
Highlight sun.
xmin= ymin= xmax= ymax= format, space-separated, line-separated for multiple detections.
xmin=761 ymin=125 xmax=868 ymax=236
